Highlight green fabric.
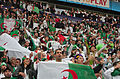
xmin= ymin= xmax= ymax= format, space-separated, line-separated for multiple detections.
xmin=111 ymin=69 xmax=120 ymax=76
xmin=49 ymin=35 xmax=54 ymax=41
xmin=11 ymin=77 xmax=17 ymax=79
xmin=109 ymin=43 xmax=114 ymax=49
xmin=15 ymin=19 xmax=23 ymax=27
xmin=41 ymin=58 xmax=47 ymax=61
xmin=49 ymin=25 xmax=56 ymax=32
xmin=30 ymin=36 xmax=36 ymax=51
xmin=96 ymin=44 xmax=104 ymax=51
xmin=12 ymin=67 xmax=15 ymax=72
xmin=100 ymin=32 xmax=106 ymax=39
xmin=22 ymin=57 xmax=26 ymax=61
xmin=0 ymin=62 xmax=7 ymax=66
xmin=10 ymin=30 xmax=19 ymax=37
xmin=99 ymin=53 xmax=106 ymax=58
xmin=0 ymin=18 xmax=4 ymax=32
xmin=0 ymin=46 xmax=5 ymax=51
xmin=26 ymin=30 xmax=36 ymax=51
xmin=73 ymin=45 xmax=78 ymax=49
xmin=33 ymin=6 xmax=40 ymax=14
xmin=68 ymin=63 xmax=97 ymax=79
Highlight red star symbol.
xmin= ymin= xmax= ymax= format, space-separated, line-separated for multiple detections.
xmin=4 ymin=26 xmax=7 ymax=28
xmin=3 ymin=42 xmax=8 ymax=46
xmin=62 ymin=76 xmax=68 ymax=79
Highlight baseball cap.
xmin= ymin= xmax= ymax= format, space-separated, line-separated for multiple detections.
xmin=0 ymin=62 xmax=7 ymax=67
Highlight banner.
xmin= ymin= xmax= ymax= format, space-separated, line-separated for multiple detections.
xmin=37 ymin=62 xmax=96 ymax=79
xmin=0 ymin=33 xmax=31 ymax=59
xmin=68 ymin=0 xmax=109 ymax=8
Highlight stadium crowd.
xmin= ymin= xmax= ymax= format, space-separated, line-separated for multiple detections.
xmin=0 ymin=0 xmax=120 ymax=79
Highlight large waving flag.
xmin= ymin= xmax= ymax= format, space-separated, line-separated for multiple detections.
xmin=0 ymin=18 xmax=15 ymax=32
xmin=37 ymin=62 xmax=96 ymax=79
xmin=0 ymin=33 xmax=31 ymax=59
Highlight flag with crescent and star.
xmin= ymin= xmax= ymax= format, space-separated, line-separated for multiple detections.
xmin=0 ymin=18 xmax=15 ymax=32
xmin=0 ymin=33 xmax=31 ymax=59
xmin=37 ymin=62 xmax=97 ymax=79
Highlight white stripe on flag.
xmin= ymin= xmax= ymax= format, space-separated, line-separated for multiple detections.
xmin=37 ymin=62 xmax=69 ymax=79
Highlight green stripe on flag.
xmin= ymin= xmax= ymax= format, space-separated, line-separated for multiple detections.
xmin=68 ymin=63 xmax=97 ymax=79
xmin=10 ymin=30 xmax=19 ymax=37
xmin=33 ymin=6 xmax=40 ymax=14
xmin=25 ymin=29 xmax=36 ymax=51
xmin=0 ymin=18 xmax=4 ymax=32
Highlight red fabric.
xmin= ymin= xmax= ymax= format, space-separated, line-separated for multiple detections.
xmin=47 ymin=54 xmax=49 ymax=60
xmin=35 ymin=50 xmax=38 ymax=53
xmin=55 ymin=18 xmax=61 ymax=23
xmin=58 ymin=34 xmax=66 ymax=42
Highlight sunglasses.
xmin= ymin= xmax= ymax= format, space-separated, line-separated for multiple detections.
xmin=56 ymin=52 xmax=62 ymax=54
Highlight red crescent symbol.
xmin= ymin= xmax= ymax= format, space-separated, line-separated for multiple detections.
xmin=12 ymin=34 xmax=17 ymax=37
xmin=61 ymin=69 xmax=78 ymax=79
xmin=1 ymin=23 xmax=6 ymax=29
xmin=32 ymin=6 xmax=34 ymax=10
xmin=16 ymin=21 xmax=18 ymax=25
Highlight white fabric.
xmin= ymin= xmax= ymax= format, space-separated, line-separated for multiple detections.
xmin=0 ymin=33 xmax=31 ymax=59
xmin=46 ymin=41 xmax=60 ymax=51
xmin=43 ymin=20 xmax=48 ymax=28
xmin=32 ymin=38 xmax=40 ymax=47
xmin=27 ymin=4 xmax=33 ymax=12
xmin=37 ymin=62 xmax=69 ymax=79
xmin=113 ymin=76 xmax=120 ymax=79
xmin=33 ymin=23 xmax=39 ymax=29
xmin=104 ymin=67 xmax=120 ymax=79
xmin=4 ymin=18 xmax=15 ymax=32
xmin=104 ymin=67 xmax=115 ymax=79
xmin=0 ymin=73 xmax=5 ymax=79
xmin=24 ymin=69 xmax=29 ymax=79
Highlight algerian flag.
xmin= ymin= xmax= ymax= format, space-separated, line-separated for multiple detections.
xmin=37 ymin=62 xmax=96 ymax=79
xmin=10 ymin=30 xmax=19 ymax=37
xmin=0 ymin=33 xmax=31 ymax=59
xmin=32 ymin=6 xmax=40 ymax=14
xmin=25 ymin=29 xmax=36 ymax=51
xmin=46 ymin=41 xmax=60 ymax=51
xmin=0 ymin=18 xmax=15 ymax=32
xmin=10 ymin=30 xmax=19 ymax=41
xmin=0 ymin=18 xmax=4 ymax=32
xmin=0 ymin=46 xmax=5 ymax=52
xmin=27 ymin=4 xmax=33 ymax=12
xmin=15 ymin=19 xmax=23 ymax=27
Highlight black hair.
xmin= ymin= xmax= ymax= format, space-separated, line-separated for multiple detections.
xmin=16 ymin=58 xmax=21 ymax=63
xmin=3 ymin=67 xmax=11 ymax=72
xmin=113 ymin=61 xmax=120 ymax=66
xmin=55 ymin=49 xmax=61 ymax=54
